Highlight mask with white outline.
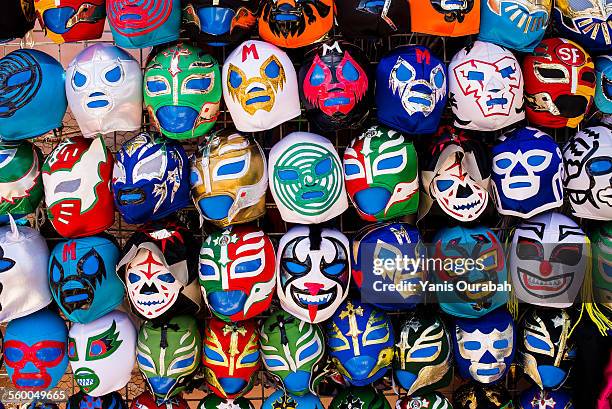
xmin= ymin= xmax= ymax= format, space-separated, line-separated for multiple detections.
xmin=0 ymin=141 xmax=43 ymax=221
xmin=595 ymin=55 xmax=612 ymax=113
xmin=553 ymin=0 xmax=612 ymax=52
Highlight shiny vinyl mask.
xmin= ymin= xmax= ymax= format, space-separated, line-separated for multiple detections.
xmin=34 ymin=0 xmax=105 ymax=44
xmin=0 ymin=141 xmax=43 ymax=220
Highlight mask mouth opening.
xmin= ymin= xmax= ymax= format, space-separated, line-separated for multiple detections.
xmin=156 ymin=105 xmax=199 ymax=134
xmin=290 ymin=285 xmax=336 ymax=309
xmin=118 ymin=187 xmax=146 ymax=205
xmin=42 ymin=7 xmax=76 ymax=34
xmin=555 ymin=94 xmax=588 ymax=118
xmin=196 ymin=7 xmax=235 ymax=36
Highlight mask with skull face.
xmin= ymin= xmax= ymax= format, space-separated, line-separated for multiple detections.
xmin=0 ymin=141 xmax=43 ymax=221
xmin=396 ymin=393 xmax=452 ymax=409
xmin=592 ymin=223 xmax=612 ymax=310
xmin=449 ymin=41 xmax=524 ymax=131
xmin=553 ymin=0 xmax=612 ymax=52
xmin=34 ymin=0 xmax=105 ymax=44
xmin=519 ymin=386 xmax=574 ymax=409
xmin=523 ymin=38 xmax=595 ymax=128
xmin=376 ymin=46 xmax=447 ymax=134
xmin=410 ymin=0 xmax=479 ymax=36
xmin=277 ymin=225 xmax=351 ymax=323
xmin=452 ymin=382 xmax=513 ymax=409
xmin=492 ymin=127 xmax=564 ymax=219
xmin=222 ymin=40 xmax=300 ymax=132
xmin=329 ymin=386 xmax=391 ymax=409
xmin=563 ymin=122 xmax=612 ymax=220
xmin=595 ymin=56 xmax=612 ymax=113
xmin=335 ymin=0 xmax=410 ymax=38
xmin=68 ymin=391 xmax=127 ymax=409
xmin=1 ymin=0 xmax=36 ymax=41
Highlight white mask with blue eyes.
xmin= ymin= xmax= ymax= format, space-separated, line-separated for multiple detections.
xmin=66 ymin=43 xmax=142 ymax=138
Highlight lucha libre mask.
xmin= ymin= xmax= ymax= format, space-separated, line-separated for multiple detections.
xmin=449 ymin=41 xmax=524 ymax=131
xmin=518 ymin=308 xmax=576 ymax=389
xmin=300 ymin=40 xmax=372 ymax=131
xmin=523 ymin=38 xmax=595 ymax=128
xmin=42 ymin=135 xmax=114 ymax=238
xmin=199 ymin=395 xmax=254 ymax=409
xmin=260 ymin=311 xmax=325 ymax=395
xmin=66 ymin=44 xmax=142 ymax=137
xmin=563 ymin=122 xmax=612 ymax=220
xmin=329 ymin=386 xmax=391 ymax=409
xmin=269 ymin=132 xmax=348 ymax=224
xmin=344 ymin=125 xmax=418 ymax=221
xmin=376 ymin=46 xmax=447 ymax=134
xmin=199 ymin=225 xmax=275 ymax=322
xmin=410 ymin=0 xmax=479 ymax=36
xmin=510 ymin=212 xmax=588 ymax=308
xmin=1 ymin=0 xmax=36 ymax=41
xmin=4 ymin=309 xmax=68 ymax=390
xmin=263 ymin=391 xmax=324 ymax=409
xmin=118 ymin=222 xmax=201 ymax=321
xmin=258 ymin=0 xmax=333 ymax=48
xmin=421 ymin=128 xmax=491 ymax=222
xmin=553 ymin=0 xmax=612 ymax=52
xmin=113 ymin=133 xmax=190 ymax=224
xmin=137 ymin=316 xmax=201 ymax=403
xmin=452 ymin=382 xmax=513 ymax=409
xmin=595 ymin=55 xmax=612 ymax=113
xmin=131 ymin=391 xmax=188 ymax=409
xmin=0 ymin=49 xmax=67 ymax=141
xmin=592 ymin=223 xmax=611 ymax=309
xmin=492 ymin=127 xmax=564 ymax=219
xmin=519 ymin=386 xmax=574 ymax=409
xmin=69 ymin=311 xmax=136 ymax=396
xmin=67 ymin=391 xmax=127 ymax=409
xmin=203 ymin=318 xmax=260 ymax=399
xmin=190 ymin=129 xmax=267 ymax=227
xmin=144 ymin=43 xmax=221 ymax=140
xmin=49 ymin=236 xmax=124 ymax=324
xmin=452 ymin=308 xmax=515 ymax=384
xmin=181 ymin=0 xmax=258 ymax=46
xmin=34 ymin=0 xmax=105 ymax=44
xmin=107 ymin=0 xmax=180 ymax=48
xmin=396 ymin=393 xmax=453 ymax=409
xmin=352 ymin=223 xmax=425 ymax=310
xmin=0 ymin=141 xmax=43 ymax=220
xmin=432 ymin=226 xmax=508 ymax=318
xmin=222 ymin=40 xmax=301 ymax=132
xmin=326 ymin=299 xmax=394 ymax=386
xmin=393 ymin=311 xmax=452 ymax=396
xmin=277 ymin=225 xmax=351 ymax=324
xmin=335 ymin=0 xmax=410 ymax=38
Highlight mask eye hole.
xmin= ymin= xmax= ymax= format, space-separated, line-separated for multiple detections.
xmin=50 ymin=258 xmax=63 ymax=283
xmin=54 ymin=178 xmax=82 ymax=194
xmin=550 ymin=244 xmax=582 ymax=265
xmin=128 ymin=272 xmax=141 ymax=284
xmin=137 ymin=353 xmax=155 ymax=370
xmin=204 ymin=346 xmax=225 ymax=363
xmin=309 ymin=64 xmax=325 ymax=86
xmin=467 ymin=71 xmax=484 ymax=81
xmin=8 ymin=70 xmax=32 ymax=87
xmin=229 ymin=69 xmax=243 ymax=89
xmin=435 ymin=179 xmax=454 ymax=192
xmin=463 ymin=341 xmax=481 ymax=350
xmin=395 ymin=64 xmax=413 ymax=81
xmin=410 ymin=345 xmax=439 ymax=358
xmin=588 ymin=158 xmax=612 ymax=176
xmin=73 ymin=71 xmax=87 ymax=88
xmin=376 ymin=154 xmax=404 ymax=171
xmin=344 ymin=163 xmax=360 ymax=176
xmin=535 ymin=66 xmax=566 ymax=80
xmin=4 ymin=347 xmax=24 ymax=363
xmin=582 ymin=71 xmax=596 ymax=83
xmin=526 ymin=334 xmax=549 ymax=351
xmin=283 ymin=260 xmax=308 ymax=275
xmin=495 ymin=158 xmax=513 ymax=170
xmin=322 ymin=262 xmax=345 ymax=276
xmin=68 ymin=338 xmax=78 ymax=361
xmin=81 ymin=251 xmax=102 ymax=276
xmin=169 ymin=356 xmax=195 ymax=371
xmin=145 ymin=76 xmax=170 ymax=96
xmin=241 ymin=351 xmax=259 ymax=364
xmin=216 ymin=160 xmax=246 ymax=177
xmin=183 ymin=75 xmax=213 ymax=94
xmin=277 ymin=168 xmax=299 ymax=181
xmin=493 ymin=339 xmax=509 ymax=349
xmin=157 ymin=273 xmax=176 ymax=283
xmin=104 ymin=65 xmax=122 ymax=83
xmin=516 ymin=237 xmax=543 ymax=260
xmin=315 ymin=157 xmax=332 ymax=175
xmin=264 ymin=59 xmax=280 ymax=79
xmin=526 ymin=155 xmax=546 ymax=167
xmin=342 ymin=60 xmax=359 ymax=81
xmin=235 ymin=259 xmax=262 ymax=274
xmin=500 ymin=66 xmax=515 ymax=78
xmin=433 ymin=68 xmax=445 ymax=88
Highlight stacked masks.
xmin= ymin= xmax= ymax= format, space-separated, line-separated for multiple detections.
xmin=335 ymin=0 xmax=410 ymax=38
xmin=595 ymin=56 xmax=612 ymax=113
xmin=553 ymin=0 xmax=612 ymax=52
xmin=409 ymin=0 xmax=480 ymax=36
xmin=1 ymin=0 xmax=36 ymax=41
xmin=0 ymin=141 xmax=43 ymax=221
xmin=34 ymin=0 xmax=106 ymax=44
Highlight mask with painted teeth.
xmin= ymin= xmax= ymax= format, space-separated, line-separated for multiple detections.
xmin=595 ymin=56 xmax=612 ymax=114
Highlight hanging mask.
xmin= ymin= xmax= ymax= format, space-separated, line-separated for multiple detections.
xmin=300 ymin=40 xmax=372 ymax=131
xmin=190 ymin=129 xmax=267 ymax=227
xmin=335 ymin=0 xmax=410 ymax=38
xmin=131 ymin=391 xmax=188 ymax=409
xmin=107 ymin=0 xmax=180 ymax=48
xmin=67 ymin=392 xmax=127 ymax=409
xmin=595 ymin=55 xmax=612 ymax=113
xmin=137 ymin=316 xmax=200 ymax=403
xmin=34 ymin=0 xmax=105 ymax=44
xmin=144 ymin=43 xmax=221 ymax=140
xmin=203 ymin=317 xmax=260 ymax=399
xmin=449 ymin=41 xmax=524 ymax=131
xmin=262 ymin=391 xmax=324 ymax=409
xmin=563 ymin=122 xmax=612 ymax=220
xmin=396 ymin=393 xmax=453 ymax=409
xmin=376 ymin=46 xmax=447 ymax=134
xmin=1 ymin=0 xmax=36 ymax=42
xmin=326 ymin=299 xmax=394 ymax=386
xmin=523 ymin=38 xmax=595 ymax=128
xmin=409 ymin=0 xmax=479 ymax=36
xmin=42 ymin=135 xmax=114 ymax=238
xmin=113 ymin=133 xmax=190 ymax=224
xmin=49 ymin=236 xmax=124 ymax=324
xmin=518 ymin=308 xmax=575 ymax=389
xmin=452 ymin=382 xmax=513 ymax=409
xmin=4 ymin=309 xmax=68 ymax=390
xmin=25 ymin=401 xmax=60 ymax=409
xmin=510 ymin=212 xmax=588 ymax=307
xmin=277 ymin=225 xmax=351 ymax=324
xmin=328 ymin=386 xmax=391 ymax=409
xmin=0 ymin=49 xmax=67 ymax=141
xmin=269 ymin=132 xmax=348 ymax=224
xmin=518 ymin=386 xmax=574 ymax=409
xmin=118 ymin=222 xmax=201 ymax=321
xmin=432 ymin=226 xmax=508 ymax=318
xmin=352 ymin=223 xmax=425 ymax=310
xmin=181 ymin=0 xmax=257 ymax=46
xmin=553 ymin=0 xmax=612 ymax=52
xmin=592 ymin=222 xmax=612 ymax=309
xmin=492 ymin=127 xmax=563 ymax=219
xmin=198 ymin=395 xmax=254 ymax=409
xmin=421 ymin=128 xmax=491 ymax=222
xmin=222 ymin=40 xmax=300 ymax=132
xmin=0 ymin=141 xmax=43 ymax=221
xmin=260 ymin=311 xmax=325 ymax=395
xmin=393 ymin=311 xmax=452 ymax=395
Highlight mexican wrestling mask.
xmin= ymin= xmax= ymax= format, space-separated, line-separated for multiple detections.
xmin=199 ymin=225 xmax=275 ymax=321
xmin=34 ymin=0 xmax=105 ymax=44
xmin=523 ymin=38 xmax=595 ymax=128
xmin=67 ymin=391 xmax=127 ymax=409
xmin=198 ymin=394 xmax=254 ymax=409
xmin=42 ymin=135 xmax=114 ymax=238
xmin=4 ymin=309 xmax=68 ymax=390
xmin=144 ymin=43 xmax=221 ymax=140
xmin=393 ymin=311 xmax=452 ymax=396
xmin=260 ymin=310 xmax=325 ymax=395
xmin=432 ymin=225 xmax=508 ymax=318
xmin=452 ymin=382 xmax=513 ymax=409
xmin=553 ymin=0 xmax=612 ymax=52
xmin=449 ymin=41 xmax=524 ymax=131
xmin=595 ymin=55 xmax=612 ymax=113
xmin=262 ymin=391 xmax=324 ymax=409
xmin=137 ymin=316 xmax=200 ymax=403
xmin=519 ymin=386 xmax=574 ymax=409
xmin=222 ymin=40 xmax=300 ymax=132
xmin=334 ymin=0 xmax=410 ymax=38
xmin=326 ymin=299 xmax=394 ymax=386
xmin=1 ymin=0 xmax=36 ymax=42
xmin=376 ymin=46 xmax=447 ymax=134
xmin=410 ymin=0 xmax=479 ymax=36
xmin=492 ymin=127 xmax=564 ymax=219
xmin=131 ymin=391 xmax=188 ymax=409
xmin=396 ymin=393 xmax=453 ymax=409
xmin=563 ymin=121 xmax=612 ymax=220
xmin=190 ymin=129 xmax=267 ymax=227
xmin=277 ymin=225 xmax=351 ymax=324
xmin=113 ymin=133 xmax=190 ymax=224
xmin=299 ymin=40 xmax=372 ymax=131
xmin=203 ymin=317 xmax=260 ymax=399
xmin=329 ymin=386 xmax=391 ymax=409
xmin=592 ymin=222 xmax=611 ymax=309
xmin=269 ymin=132 xmax=348 ymax=224
xmin=0 ymin=49 xmax=67 ymax=141
xmin=0 ymin=141 xmax=43 ymax=221
xmin=49 ymin=235 xmax=124 ymax=324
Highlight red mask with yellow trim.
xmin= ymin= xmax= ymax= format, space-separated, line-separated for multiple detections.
xmin=34 ymin=0 xmax=105 ymax=44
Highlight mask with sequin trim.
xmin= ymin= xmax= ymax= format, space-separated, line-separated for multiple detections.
xmin=335 ymin=0 xmax=410 ymax=38
xmin=0 ymin=141 xmax=43 ymax=221
xmin=329 ymin=386 xmax=391 ymax=409
xmin=553 ymin=0 xmax=612 ymax=52
xmin=34 ymin=0 xmax=105 ymax=44
xmin=595 ymin=55 xmax=612 ymax=113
